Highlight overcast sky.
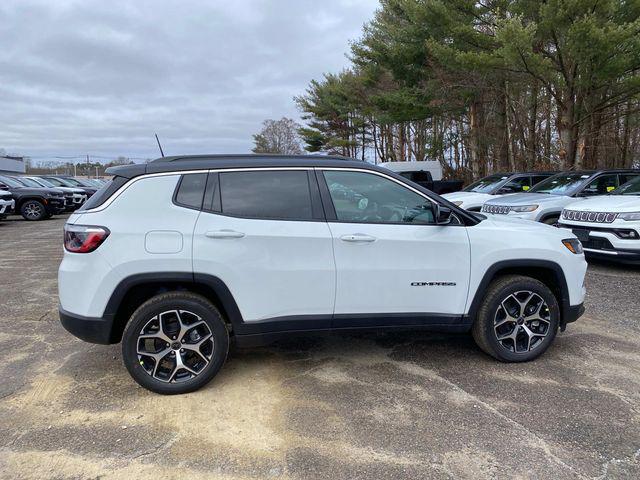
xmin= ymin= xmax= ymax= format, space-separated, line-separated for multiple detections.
xmin=0 ymin=0 xmax=378 ymax=164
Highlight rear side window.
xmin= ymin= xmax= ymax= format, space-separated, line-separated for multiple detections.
xmin=174 ymin=173 xmax=207 ymax=209
xmin=219 ymin=170 xmax=313 ymax=220
xmin=79 ymin=176 xmax=128 ymax=211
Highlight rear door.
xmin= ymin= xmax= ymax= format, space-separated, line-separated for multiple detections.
xmin=318 ymin=168 xmax=471 ymax=325
xmin=192 ymin=168 xmax=335 ymax=326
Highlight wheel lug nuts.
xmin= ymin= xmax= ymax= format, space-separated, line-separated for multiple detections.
xmin=180 ymin=348 xmax=184 ymax=353
xmin=172 ymin=336 xmax=177 ymax=340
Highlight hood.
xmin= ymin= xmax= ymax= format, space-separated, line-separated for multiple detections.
xmin=15 ymin=187 xmax=64 ymax=196
xmin=443 ymin=191 xmax=494 ymax=203
xmin=480 ymin=212 xmax=569 ymax=238
xmin=564 ymin=195 xmax=640 ymax=213
xmin=484 ymin=192 xmax=567 ymax=206
xmin=55 ymin=186 xmax=85 ymax=194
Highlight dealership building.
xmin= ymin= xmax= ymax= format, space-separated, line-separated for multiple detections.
xmin=0 ymin=156 xmax=26 ymax=174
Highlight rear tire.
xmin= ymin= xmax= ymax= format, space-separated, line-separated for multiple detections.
xmin=472 ymin=275 xmax=559 ymax=362
xmin=20 ymin=200 xmax=47 ymax=221
xmin=122 ymin=292 xmax=229 ymax=394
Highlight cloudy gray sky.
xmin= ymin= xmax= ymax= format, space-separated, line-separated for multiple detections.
xmin=0 ymin=0 xmax=378 ymax=164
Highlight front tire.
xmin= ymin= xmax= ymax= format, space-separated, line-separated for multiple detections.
xmin=472 ymin=275 xmax=560 ymax=362
xmin=20 ymin=200 xmax=47 ymax=221
xmin=122 ymin=292 xmax=229 ymax=394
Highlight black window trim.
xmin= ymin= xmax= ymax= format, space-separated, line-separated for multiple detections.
xmin=198 ymin=167 xmax=325 ymax=223
xmin=316 ymin=167 xmax=463 ymax=227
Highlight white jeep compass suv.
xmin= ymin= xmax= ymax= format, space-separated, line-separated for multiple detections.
xmin=559 ymin=175 xmax=640 ymax=264
xmin=59 ymin=155 xmax=587 ymax=394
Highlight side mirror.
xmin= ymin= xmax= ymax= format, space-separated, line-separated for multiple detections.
xmin=436 ymin=205 xmax=453 ymax=224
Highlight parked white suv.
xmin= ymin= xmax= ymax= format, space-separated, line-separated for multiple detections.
xmin=444 ymin=172 xmax=553 ymax=211
xmin=0 ymin=190 xmax=14 ymax=219
xmin=559 ymin=175 xmax=640 ymax=264
xmin=59 ymin=155 xmax=587 ymax=394
xmin=482 ymin=170 xmax=640 ymax=225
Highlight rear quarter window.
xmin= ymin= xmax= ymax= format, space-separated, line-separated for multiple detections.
xmin=174 ymin=173 xmax=207 ymax=209
xmin=78 ymin=176 xmax=128 ymax=211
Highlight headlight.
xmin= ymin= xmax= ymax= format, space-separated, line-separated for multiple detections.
xmin=562 ymin=238 xmax=583 ymax=254
xmin=452 ymin=200 xmax=463 ymax=207
xmin=510 ymin=205 xmax=539 ymax=213
xmin=618 ymin=212 xmax=640 ymax=221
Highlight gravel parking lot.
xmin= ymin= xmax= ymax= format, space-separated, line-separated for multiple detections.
xmin=1 ymin=215 xmax=639 ymax=479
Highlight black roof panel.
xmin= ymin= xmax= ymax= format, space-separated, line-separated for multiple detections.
xmin=106 ymin=154 xmax=372 ymax=178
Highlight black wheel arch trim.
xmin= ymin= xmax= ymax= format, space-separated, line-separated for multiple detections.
xmin=466 ymin=259 xmax=579 ymax=329
xmin=539 ymin=211 xmax=561 ymax=223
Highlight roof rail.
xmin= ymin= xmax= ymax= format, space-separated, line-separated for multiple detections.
xmin=151 ymin=154 xmax=353 ymax=163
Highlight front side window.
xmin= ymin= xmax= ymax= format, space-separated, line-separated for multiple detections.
xmin=619 ymin=173 xmax=640 ymax=186
xmin=323 ymin=170 xmax=435 ymax=224
xmin=612 ymin=175 xmax=640 ymax=195
xmin=219 ymin=170 xmax=313 ymax=220
xmin=581 ymin=174 xmax=618 ymax=196
xmin=501 ymin=176 xmax=531 ymax=193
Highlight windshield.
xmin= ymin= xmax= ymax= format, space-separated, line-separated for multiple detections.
xmin=0 ymin=175 xmax=25 ymax=188
xmin=44 ymin=177 xmax=74 ymax=187
xmin=13 ymin=177 xmax=42 ymax=188
xmin=463 ymin=174 xmax=510 ymax=194
xmin=612 ymin=176 xmax=640 ymax=195
xmin=529 ymin=173 xmax=590 ymax=195
xmin=31 ymin=177 xmax=55 ymax=188
xmin=63 ymin=177 xmax=93 ymax=187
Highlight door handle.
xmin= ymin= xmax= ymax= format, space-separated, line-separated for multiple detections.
xmin=205 ymin=230 xmax=245 ymax=239
xmin=340 ymin=233 xmax=376 ymax=243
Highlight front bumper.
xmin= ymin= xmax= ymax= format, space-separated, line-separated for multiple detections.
xmin=558 ymin=223 xmax=640 ymax=264
xmin=0 ymin=199 xmax=14 ymax=216
xmin=59 ymin=307 xmax=116 ymax=344
xmin=46 ymin=197 xmax=66 ymax=214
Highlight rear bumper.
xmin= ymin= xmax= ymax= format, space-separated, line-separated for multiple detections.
xmin=59 ymin=307 xmax=115 ymax=344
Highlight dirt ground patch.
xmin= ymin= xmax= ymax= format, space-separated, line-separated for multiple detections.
xmin=1 ymin=215 xmax=639 ymax=479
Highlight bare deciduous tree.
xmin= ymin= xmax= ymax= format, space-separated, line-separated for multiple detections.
xmin=252 ymin=117 xmax=303 ymax=155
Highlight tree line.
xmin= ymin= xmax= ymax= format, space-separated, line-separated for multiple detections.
xmin=278 ymin=0 xmax=640 ymax=182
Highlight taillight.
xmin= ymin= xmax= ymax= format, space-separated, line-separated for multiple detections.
xmin=64 ymin=224 xmax=110 ymax=253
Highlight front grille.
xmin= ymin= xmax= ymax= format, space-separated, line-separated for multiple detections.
xmin=562 ymin=209 xmax=617 ymax=223
xmin=482 ymin=204 xmax=511 ymax=214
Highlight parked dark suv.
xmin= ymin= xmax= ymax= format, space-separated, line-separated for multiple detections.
xmin=0 ymin=174 xmax=66 ymax=220
xmin=40 ymin=176 xmax=98 ymax=198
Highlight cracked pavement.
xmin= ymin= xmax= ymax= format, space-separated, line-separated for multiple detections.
xmin=0 ymin=215 xmax=639 ymax=479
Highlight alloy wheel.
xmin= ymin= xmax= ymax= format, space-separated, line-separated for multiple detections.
xmin=493 ymin=290 xmax=551 ymax=354
xmin=24 ymin=202 xmax=43 ymax=219
xmin=136 ymin=310 xmax=214 ymax=383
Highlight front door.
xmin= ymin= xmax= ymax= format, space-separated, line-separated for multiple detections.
xmin=319 ymin=169 xmax=471 ymax=325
